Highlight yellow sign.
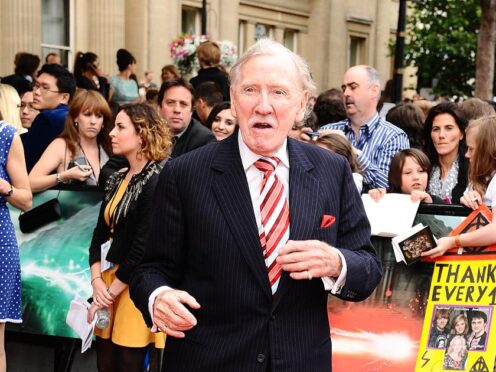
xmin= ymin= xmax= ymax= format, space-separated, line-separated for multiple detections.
xmin=416 ymin=260 xmax=496 ymax=371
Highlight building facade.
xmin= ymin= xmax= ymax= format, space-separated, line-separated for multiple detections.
xmin=0 ymin=0 xmax=405 ymax=95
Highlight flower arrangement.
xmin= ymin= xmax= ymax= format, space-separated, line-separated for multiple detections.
xmin=218 ymin=40 xmax=238 ymax=69
xmin=169 ymin=34 xmax=204 ymax=76
xmin=170 ymin=34 xmax=238 ymax=76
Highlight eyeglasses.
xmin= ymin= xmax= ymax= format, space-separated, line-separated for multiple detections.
xmin=33 ymin=83 xmax=60 ymax=94
xmin=20 ymin=103 xmax=39 ymax=112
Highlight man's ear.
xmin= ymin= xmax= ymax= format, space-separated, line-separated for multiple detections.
xmin=295 ymin=90 xmax=310 ymax=123
xmin=60 ymin=93 xmax=70 ymax=105
xmin=370 ymin=83 xmax=380 ymax=101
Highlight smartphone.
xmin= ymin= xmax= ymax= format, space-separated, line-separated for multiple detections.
xmin=76 ymin=163 xmax=89 ymax=171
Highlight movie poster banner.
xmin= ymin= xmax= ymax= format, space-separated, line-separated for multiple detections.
xmin=415 ymin=260 xmax=496 ymax=371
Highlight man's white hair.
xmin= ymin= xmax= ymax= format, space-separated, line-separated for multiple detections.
xmin=229 ymin=38 xmax=317 ymax=97
xmin=363 ymin=65 xmax=381 ymax=102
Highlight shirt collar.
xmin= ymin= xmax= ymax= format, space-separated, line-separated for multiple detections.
xmin=238 ymin=131 xmax=289 ymax=171
xmin=344 ymin=112 xmax=380 ymax=134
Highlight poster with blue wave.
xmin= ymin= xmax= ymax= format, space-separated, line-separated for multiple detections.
xmin=7 ymin=188 xmax=103 ymax=338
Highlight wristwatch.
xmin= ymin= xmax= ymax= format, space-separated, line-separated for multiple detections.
xmin=3 ymin=184 xmax=13 ymax=197
xmin=56 ymin=173 xmax=63 ymax=184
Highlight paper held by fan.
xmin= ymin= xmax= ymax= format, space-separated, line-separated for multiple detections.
xmin=361 ymin=193 xmax=420 ymax=237
xmin=65 ymin=294 xmax=96 ymax=353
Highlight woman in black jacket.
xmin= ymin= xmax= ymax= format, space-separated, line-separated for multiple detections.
xmin=422 ymin=102 xmax=468 ymax=204
xmin=87 ymin=103 xmax=171 ymax=371
xmin=73 ymin=51 xmax=110 ymax=101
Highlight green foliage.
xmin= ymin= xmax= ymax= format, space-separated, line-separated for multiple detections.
xmin=405 ymin=0 xmax=481 ymax=96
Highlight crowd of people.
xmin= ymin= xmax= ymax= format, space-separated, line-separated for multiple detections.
xmin=0 ymin=37 xmax=495 ymax=371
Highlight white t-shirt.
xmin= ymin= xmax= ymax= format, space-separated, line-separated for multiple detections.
xmin=483 ymin=174 xmax=496 ymax=208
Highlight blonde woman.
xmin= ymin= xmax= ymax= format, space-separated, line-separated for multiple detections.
xmin=0 ymin=84 xmax=24 ymax=133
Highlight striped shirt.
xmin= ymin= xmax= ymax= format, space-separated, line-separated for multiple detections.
xmin=320 ymin=113 xmax=409 ymax=190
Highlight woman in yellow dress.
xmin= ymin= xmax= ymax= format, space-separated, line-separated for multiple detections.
xmin=87 ymin=102 xmax=171 ymax=371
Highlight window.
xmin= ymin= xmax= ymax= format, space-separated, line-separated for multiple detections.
xmin=283 ymin=30 xmax=296 ymax=51
xmin=349 ymin=36 xmax=366 ymax=67
xmin=255 ymin=23 xmax=271 ymax=41
xmin=41 ymin=0 xmax=72 ymax=66
xmin=182 ymin=6 xmax=201 ymax=35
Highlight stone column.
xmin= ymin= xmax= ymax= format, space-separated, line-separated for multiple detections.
xmin=148 ymin=0 xmax=178 ymax=82
xmin=373 ymin=0 xmax=393 ymax=86
xmin=87 ymin=0 xmax=125 ymax=77
xmin=125 ymin=0 xmax=148 ymax=80
xmin=274 ymin=27 xmax=284 ymax=44
xmin=0 ymin=0 xmax=42 ymax=76
xmin=245 ymin=22 xmax=256 ymax=49
xmin=218 ymin=0 xmax=239 ymax=43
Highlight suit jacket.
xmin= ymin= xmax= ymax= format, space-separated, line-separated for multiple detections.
xmin=130 ymin=133 xmax=382 ymax=372
xmin=171 ymin=118 xmax=216 ymax=159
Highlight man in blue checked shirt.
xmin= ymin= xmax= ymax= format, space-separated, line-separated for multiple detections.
xmin=319 ymin=65 xmax=409 ymax=191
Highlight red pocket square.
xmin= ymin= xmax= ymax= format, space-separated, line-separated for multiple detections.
xmin=320 ymin=215 xmax=335 ymax=228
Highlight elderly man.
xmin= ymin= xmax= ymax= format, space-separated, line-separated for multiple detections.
xmin=130 ymin=40 xmax=382 ymax=372
xmin=320 ymin=65 xmax=409 ymax=190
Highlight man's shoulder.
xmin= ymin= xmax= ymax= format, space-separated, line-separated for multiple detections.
xmin=186 ymin=119 xmax=216 ymax=141
xmin=319 ymin=119 xmax=349 ymax=130
xmin=38 ymin=105 xmax=68 ymax=124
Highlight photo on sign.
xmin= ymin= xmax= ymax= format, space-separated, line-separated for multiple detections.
xmin=427 ymin=305 xmax=491 ymax=354
xmin=394 ymin=224 xmax=437 ymax=265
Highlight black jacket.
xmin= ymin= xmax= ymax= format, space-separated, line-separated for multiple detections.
xmin=190 ymin=67 xmax=230 ymax=101
xmin=89 ymin=162 xmax=162 ymax=283
xmin=171 ymin=118 xmax=216 ymax=159
xmin=76 ymin=75 xmax=110 ymax=101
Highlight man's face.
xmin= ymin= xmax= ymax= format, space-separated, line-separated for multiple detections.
xmin=230 ymin=54 xmax=308 ymax=156
xmin=195 ymin=98 xmax=211 ymax=124
xmin=436 ymin=316 xmax=448 ymax=330
xmin=47 ymin=54 xmax=61 ymax=64
xmin=32 ymin=73 xmax=66 ymax=110
xmin=471 ymin=317 xmax=485 ymax=335
xmin=158 ymin=86 xmax=193 ymax=135
xmin=20 ymin=91 xmax=39 ymax=128
xmin=341 ymin=66 xmax=379 ymax=120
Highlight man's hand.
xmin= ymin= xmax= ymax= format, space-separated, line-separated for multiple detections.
xmin=153 ymin=289 xmax=201 ymax=338
xmin=276 ymin=240 xmax=342 ymax=280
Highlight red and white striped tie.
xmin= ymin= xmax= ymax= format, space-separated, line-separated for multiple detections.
xmin=254 ymin=157 xmax=290 ymax=294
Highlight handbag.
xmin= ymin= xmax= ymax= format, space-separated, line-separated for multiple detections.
xmin=18 ymin=144 xmax=72 ymax=233
xmin=19 ymin=197 xmax=61 ymax=234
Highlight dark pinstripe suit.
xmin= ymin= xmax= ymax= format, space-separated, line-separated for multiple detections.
xmin=130 ymin=132 xmax=382 ymax=372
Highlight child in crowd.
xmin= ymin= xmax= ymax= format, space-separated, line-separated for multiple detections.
xmin=368 ymin=148 xmax=444 ymax=204
xmin=315 ymin=133 xmax=363 ymax=193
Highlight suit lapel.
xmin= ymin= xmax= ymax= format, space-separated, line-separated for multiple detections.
xmin=273 ymin=139 xmax=321 ymax=307
xmin=211 ymin=134 xmax=272 ymax=298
